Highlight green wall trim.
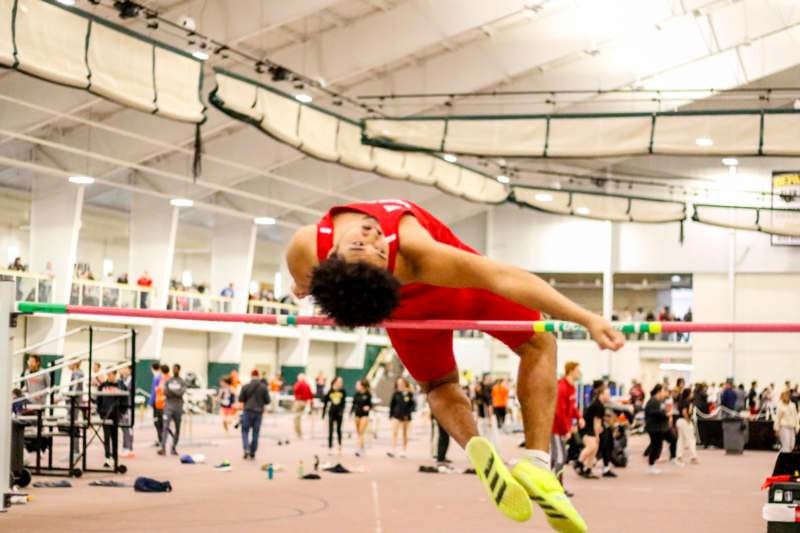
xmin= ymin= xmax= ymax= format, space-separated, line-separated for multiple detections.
xmin=280 ymin=365 xmax=305 ymax=386
xmin=335 ymin=368 xmax=363 ymax=393
xmin=135 ymin=359 xmax=158 ymax=394
xmin=208 ymin=362 xmax=240 ymax=389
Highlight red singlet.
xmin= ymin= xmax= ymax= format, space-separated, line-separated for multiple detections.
xmin=317 ymin=199 xmax=540 ymax=382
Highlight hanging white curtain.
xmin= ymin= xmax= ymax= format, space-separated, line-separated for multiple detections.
xmin=87 ymin=22 xmax=156 ymax=113
xmin=154 ymin=47 xmax=205 ymax=123
xmin=14 ymin=0 xmax=89 ymax=87
xmin=0 ymin=0 xmax=14 ymax=67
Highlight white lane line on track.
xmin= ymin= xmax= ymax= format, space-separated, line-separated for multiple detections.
xmin=372 ymin=480 xmax=382 ymax=533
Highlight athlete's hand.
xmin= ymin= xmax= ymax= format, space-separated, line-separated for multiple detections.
xmin=586 ymin=316 xmax=625 ymax=351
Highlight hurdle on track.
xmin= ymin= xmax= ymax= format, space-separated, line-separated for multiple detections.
xmin=15 ymin=301 xmax=800 ymax=333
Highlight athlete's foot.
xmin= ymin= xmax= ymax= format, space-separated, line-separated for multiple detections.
xmin=601 ymin=469 xmax=617 ymax=478
xmin=465 ymin=437 xmax=532 ymax=523
xmin=386 ymin=451 xmax=395 ymax=458
xmin=512 ymin=459 xmax=588 ymax=533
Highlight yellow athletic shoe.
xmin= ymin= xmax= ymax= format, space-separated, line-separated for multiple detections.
xmin=465 ymin=437 xmax=532 ymax=523
xmin=512 ymin=459 xmax=588 ymax=533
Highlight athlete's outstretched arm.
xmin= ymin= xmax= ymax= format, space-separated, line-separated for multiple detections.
xmin=402 ymin=228 xmax=624 ymax=351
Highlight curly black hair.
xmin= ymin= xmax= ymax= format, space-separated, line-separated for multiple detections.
xmin=310 ymin=255 xmax=401 ymax=328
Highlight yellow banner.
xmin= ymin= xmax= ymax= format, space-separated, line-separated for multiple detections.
xmin=773 ymin=173 xmax=800 ymax=188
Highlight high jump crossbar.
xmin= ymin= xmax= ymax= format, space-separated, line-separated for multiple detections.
xmin=16 ymin=302 xmax=800 ymax=333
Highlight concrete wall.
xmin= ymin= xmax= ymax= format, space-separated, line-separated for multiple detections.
xmin=490 ymin=204 xmax=800 ymax=274
xmin=240 ymin=336 xmax=279 ymax=379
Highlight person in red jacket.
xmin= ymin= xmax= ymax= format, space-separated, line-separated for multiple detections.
xmin=551 ymin=361 xmax=584 ymax=495
xmin=292 ymin=373 xmax=315 ymax=438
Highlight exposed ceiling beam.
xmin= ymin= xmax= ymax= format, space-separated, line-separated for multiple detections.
xmin=0 ymin=154 xmax=301 ymax=229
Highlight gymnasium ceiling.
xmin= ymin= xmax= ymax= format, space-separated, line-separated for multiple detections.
xmin=1 ymin=0 xmax=800 ymax=246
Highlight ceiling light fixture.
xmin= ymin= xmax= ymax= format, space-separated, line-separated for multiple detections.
xmin=295 ymin=94 xmax=313 ymax=104
xmin=721 ymin=157 xmax=738 ymax=166
xmin=443 ymin=154 xmax=457 ymax=163
xmin=695 ymin=137 xmax=713 ymax=147
xmin=192 ymin=50 xmax=209 ymax=61
xmin=671 ymin=275 xmax=681 ymax=283
xmin=535 ymin=193 xmax=553 ymax=202
xmin=254 ymin=217 xmax=276 ymax=226
xmin=575 ymin=206 xmax=590 ymax=215
xmin=659 ymin=363 xmax=693 ymax=371
xmin=56 ymin=0 xmax=76 ymax=5
xmin=170 ymin=198 xmax=194 ymax=207
xmin=69 ymin=175 xmax=94 ymax=185
xmin=496 ymin=175 xmax=510 ymax=184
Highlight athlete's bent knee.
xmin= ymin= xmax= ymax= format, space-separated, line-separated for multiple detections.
xmin=514 ymin=331 xmax=557 ymax=357
xmin=418 ymin=369 xmax=459 ymax=394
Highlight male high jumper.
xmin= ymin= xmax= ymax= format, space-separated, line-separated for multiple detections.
xmin=287 ymin=199 xmax=624 ymax=533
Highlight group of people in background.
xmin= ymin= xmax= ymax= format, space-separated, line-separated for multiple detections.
xmin=13 ymin=355 xmax=136 ymax=467
xmin=148 ymin=363 xmax=187 ymax=457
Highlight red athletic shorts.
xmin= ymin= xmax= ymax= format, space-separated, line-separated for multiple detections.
xmin=387 ymin=286 xmax=541 ymax=383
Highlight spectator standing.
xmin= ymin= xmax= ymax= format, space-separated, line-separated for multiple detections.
xmin=119 ymin=366 xmax=134 ymax=458
xmin=292 ymin=373 xmax=314 ymax=438
xmin=693 ymin=383 xmax=709 ymax=414
xmin=315 ymin=372 xmax=327 ymax=400
xmin=474 ymin=375 xmax=496 ymax=447
xmin=322 ymin=376 xmax=347 ymax=455
xmin=629 ymin=380 xmax=645 ymax=415
xmin=148 ymin=363 xmax=163 ymax=447
xmin=22 ymin=354 xmax=50 ymax=405
xmin=352 ymin=379 xmax=372 ymax=457
xmin=239 ymin=369 xmax=271 ymax=460
xmin=735 ymin=384 xmax=747 ymax=411
xmin=8 ymin=256 xmax=25 ymax=271
xmin=681 ymin=308 xmax=693 ymax=341
xmin=708 ymin=382 xmax=719 ymax=410
xmin=720 ymin=381 xmax=737 ymax=413
xmin=66 ymin=360 xmax=84 ymax=462
xmin=220 ymin=283 xmax=235 ymax=298
xmin=97 ymin=369 xmax=126 ymax=467
xmin=433 ymin=416 xmax=451 ymax=466
xmin=747 ymin=381 xmax=759 ymax=414
xmin=675 ymin=388 xmax=698 ymax=464
xmin=159 ymin=364 xmax=186 ymax=456
xmin=775 ymin=391 xmax=799 ymax=453
xmin=218 ymin=378 xmax=237 ymax=432
xmin=269 ymin=374 xmax=283 ymax=413
xmin=491 ymin=378 xmax=510 ymax=430
xmin=137 ymin=271 xmax=152 ymax=308
xmin=91 ymin=362 xmax=104 ymax=389
xmin=645 ymin=385 xmax=670 ymax=475
xmin=577 ymin=384 xmax=609 ymax=479
xmin=388 ymin=377 xmax=415 ymax=458
xmin=552 ymin=362 xmax=583 ymax=493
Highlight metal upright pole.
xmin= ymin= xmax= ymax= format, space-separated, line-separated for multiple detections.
xmin=130 ymin=329 xmax=136 ymax=437
xmin=0 ymin=281 xmax=15 ymax=509
xmin=88 ymin=326 xmax=93 ymax=407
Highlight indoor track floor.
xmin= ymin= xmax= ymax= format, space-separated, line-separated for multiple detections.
xmin=3 ymin=411 xmax=771 ymax=532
